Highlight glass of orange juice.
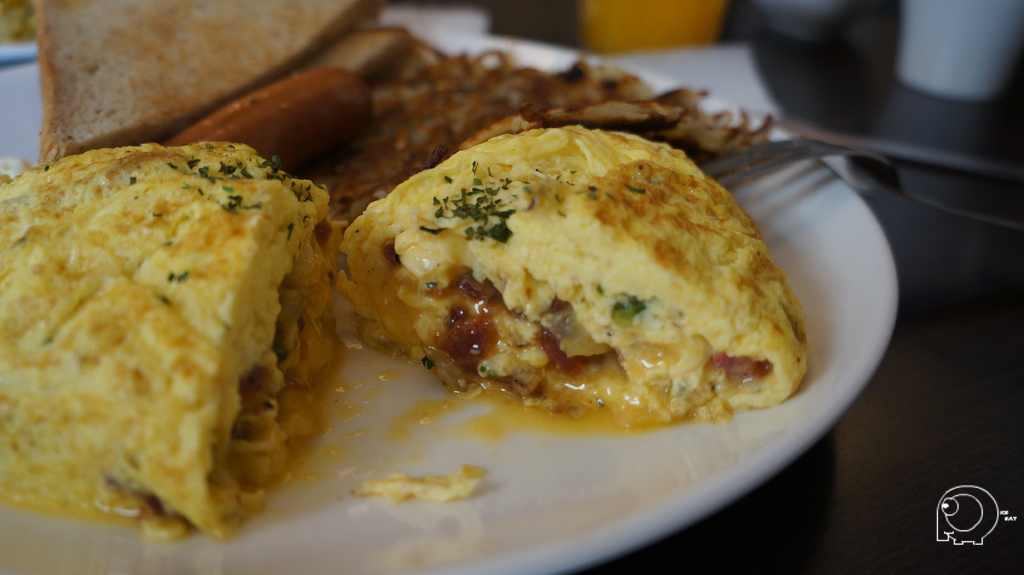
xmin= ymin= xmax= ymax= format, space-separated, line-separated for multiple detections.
xmin=579 ymin=0 xmax=732 ymax=53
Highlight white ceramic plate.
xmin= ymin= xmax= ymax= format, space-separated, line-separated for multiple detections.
xmin=0 ymin=35 xmax=897 ymax=575
xmin=0 ymin=41 xmax=35 ymax=65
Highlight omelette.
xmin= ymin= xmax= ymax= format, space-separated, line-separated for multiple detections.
xmin=0 ymin=143 xmax=340 ymax=540
xmin=339 ymin=127 xmax=806 ymax=427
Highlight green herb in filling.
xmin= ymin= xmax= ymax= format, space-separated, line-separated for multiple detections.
xmin=612 ymin=296 xmax=646 ymax=326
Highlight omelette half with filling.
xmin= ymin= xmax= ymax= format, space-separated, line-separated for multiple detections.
xmin=339 ymin=127 xmax=807 ymax=427
xmin=0 ymin=143 xmax=340 ymax=540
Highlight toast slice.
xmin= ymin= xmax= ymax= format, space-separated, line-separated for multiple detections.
xmin=34 ymin=0 xmax=383 ymax=163
xmin=299 ymin=27 xmax=414 ymax=79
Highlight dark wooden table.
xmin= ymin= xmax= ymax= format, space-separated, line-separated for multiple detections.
xmin=414 ymin=1 xmax=1024 ymax=572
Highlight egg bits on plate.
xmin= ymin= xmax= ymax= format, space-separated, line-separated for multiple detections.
xmin=339 ymin=126 xmax=807 ymax=427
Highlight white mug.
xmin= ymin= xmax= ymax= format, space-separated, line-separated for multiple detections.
xmin=897 ymin=0 xmax=1024 ymax=102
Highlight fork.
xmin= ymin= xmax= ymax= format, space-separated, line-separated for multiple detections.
xmin=699 ymin=139 xmax=1024 ymax=232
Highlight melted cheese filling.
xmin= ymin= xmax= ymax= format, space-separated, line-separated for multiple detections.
xmin=360 ymin=235 xmax=732 ymax=428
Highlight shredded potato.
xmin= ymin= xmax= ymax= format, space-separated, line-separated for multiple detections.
xmin=301 ymin=48 xmax=770 ymax=220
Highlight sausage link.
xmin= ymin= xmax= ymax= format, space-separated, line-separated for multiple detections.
xmin=164 ymin=67 xmax=371 ymax=171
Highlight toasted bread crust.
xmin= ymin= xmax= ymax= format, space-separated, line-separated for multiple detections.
xmin=299 ymin=27 xmax=414 ymax=79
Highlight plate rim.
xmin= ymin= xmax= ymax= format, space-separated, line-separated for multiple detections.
xmin=0 ymin=40 xmax=36 ymax=64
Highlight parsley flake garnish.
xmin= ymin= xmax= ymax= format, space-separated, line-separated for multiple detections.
xmin=221 ymin=195 xmax=243 ymax=212
xmin=432 ymin=166 xmax=518 ymax=243
xmin=261 ymin=155 xmax=282 ymax=172
xmin=197 ymin=165 xmax=215 ymax=182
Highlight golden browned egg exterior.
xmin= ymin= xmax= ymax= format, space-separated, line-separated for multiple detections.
xmin=339 ymin=127 xmax=806 ymax=427
xmin=0 ymin=143 xmax=340 ymax=540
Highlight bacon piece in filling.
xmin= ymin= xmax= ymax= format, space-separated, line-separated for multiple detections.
xmin=711 ymin=351 xmax=773 ymax=383
xmin=540 ymin=328 xmax=583 ymax=377
xmin=434 ymin=274 xmax=591 ymax=388
xmin=439 ymin=307 xmax=497 ymax=375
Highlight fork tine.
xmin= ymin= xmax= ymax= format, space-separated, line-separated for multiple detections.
xmin=700 ymin=138 xmax=1024 ymax=231
xmin=699 ymin=139 xmax=887 ymax=187
xmin=698 ymin=140 xmax=805 ymax=177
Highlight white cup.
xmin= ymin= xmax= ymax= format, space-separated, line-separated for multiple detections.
xmin=897 ymin=0 xmax=1024 ymax=102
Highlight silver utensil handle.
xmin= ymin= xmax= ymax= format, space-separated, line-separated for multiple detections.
xmin=700 ymin=139 xmax=1024 ymax=232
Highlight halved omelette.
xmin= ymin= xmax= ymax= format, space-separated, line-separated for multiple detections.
xmin=0 ymin=143 xmax=340 ymax=540
xmin=339 ymin=127 xmax=807 ymax=427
